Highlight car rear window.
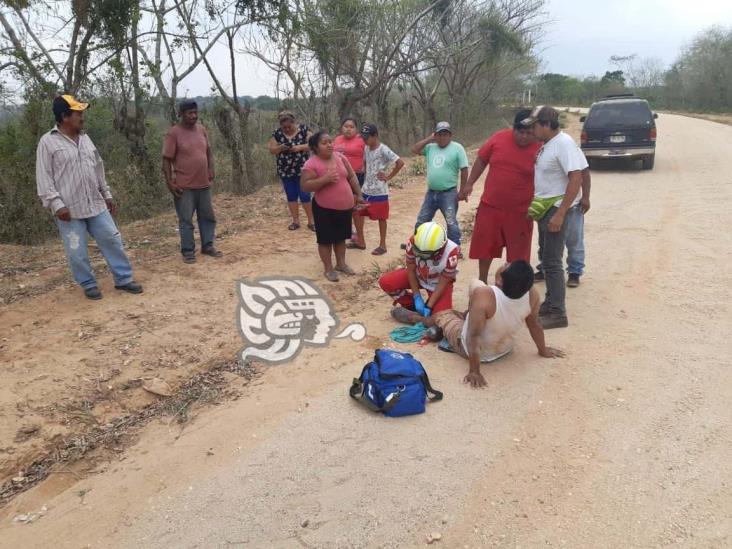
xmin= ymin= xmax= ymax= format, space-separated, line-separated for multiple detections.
xmin=585 ymin=102 xmax=653 ymax=128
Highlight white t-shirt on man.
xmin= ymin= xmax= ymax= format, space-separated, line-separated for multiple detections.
xmin=534 ymin=131 xmax=588 ymax=206
xmin=362 ymin=143 xmax=400 ymax=196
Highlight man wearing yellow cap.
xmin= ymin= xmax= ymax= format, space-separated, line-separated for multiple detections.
xmin=379 ymin=222 xmax=459 ymax=318
xmin=36 ymin=95 xmax=143 ymax=300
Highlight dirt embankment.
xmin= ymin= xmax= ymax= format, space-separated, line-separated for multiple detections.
xmin=0 ymin=141 xmax=463 ymax=503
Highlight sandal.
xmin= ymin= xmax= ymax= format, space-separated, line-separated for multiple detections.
xmin=288 ymin=222 xmax=300 ymax=231
xmin=346 ymin=242 xmax=366 ymax=250
xmin=371 ymin=246 xmax=387 ymax=256
xmin=307 ymin=223 xmax=316 ymax=232
xmin=335 ymin=265 xmax=356 ymax=276
xmin=325 ymin=270 xmax=339 ymax=282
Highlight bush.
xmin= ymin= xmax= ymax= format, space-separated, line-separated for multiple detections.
xmin=0 ymin=106 xmax=56 ymax=244
xmin=408 ymin=156 xmax=426 ymax=176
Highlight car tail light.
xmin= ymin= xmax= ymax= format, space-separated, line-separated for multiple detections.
xmin=649 ymin=128 xmax=657 ymax=141
xmin=580 ymin=131 xmax=587 ymax=144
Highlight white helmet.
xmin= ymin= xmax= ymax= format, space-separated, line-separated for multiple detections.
xmin=413 ymin=222 xmax=447 ymax=255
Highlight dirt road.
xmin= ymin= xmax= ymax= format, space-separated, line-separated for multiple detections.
xmin=1 ymin=113 xmax=730 ymax=548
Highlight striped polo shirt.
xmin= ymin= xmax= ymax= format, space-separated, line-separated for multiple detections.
xmin=36 ymin=127 xmax=112 ymax=219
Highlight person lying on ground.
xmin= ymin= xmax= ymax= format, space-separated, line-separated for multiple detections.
xmin=393 ymin=260 xmax=565 ymax=389
xmin=379 ymin=221 xmax=459 ymax=318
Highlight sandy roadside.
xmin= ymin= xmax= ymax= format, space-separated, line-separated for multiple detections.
xmin=1 ymin=113 xmax=731 ymax=548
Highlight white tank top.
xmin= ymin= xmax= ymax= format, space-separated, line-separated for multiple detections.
xmin=461 ymin=285 xmax=531 ymax=362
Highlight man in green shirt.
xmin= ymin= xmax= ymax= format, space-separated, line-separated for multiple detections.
xmin=411 ymin=122 xmax=469 ymax=246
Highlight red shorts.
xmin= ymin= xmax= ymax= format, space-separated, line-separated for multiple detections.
xmin=378 ymin=268 xmax=453 ymax=314
xmin=469 ymin=203 xmax=532 ymax=261
xmin=356 ymin=196 xmax=389 ymax=220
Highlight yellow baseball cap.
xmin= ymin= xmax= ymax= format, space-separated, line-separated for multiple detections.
xmin=53 ymin=95 xmax=89 ymax=118
xmin=63 ymin=94 xmax=88 ymax=110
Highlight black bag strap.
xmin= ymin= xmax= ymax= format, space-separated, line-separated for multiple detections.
xmin=349 ymin=377 xmax=402 ymax=413
xmin=421 ymin=370 xmax=443 ymax=402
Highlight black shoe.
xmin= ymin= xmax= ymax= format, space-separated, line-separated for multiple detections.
xmin=115 ymin=281 xmax=143 ymax=294
xmin=84 ymin=286 xmax=102 ymax=300
xmin=534 ymin=270 xmax=545 ymax=281
xmin=183 ymin=255 xmax=196 ymax=264
xmin=567 ymin=274 xmax=580 ymax=288
xmin=539 ymin=313 xmax=568 ymax=330
xmin=201 ymin=247 xmax=223 ymax=258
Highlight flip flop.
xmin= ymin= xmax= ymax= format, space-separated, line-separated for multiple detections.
xmin=438 ymin=338 xmax=455 ymax=353
xmin=335 ymin=265 xmax=356 ymax=276
xmin=346 ymin=242 xmax=366 ymax=250
xmin=325 ymin=270 xmax=339 ymax=282
xmin=288 ymin=222 xmax=300 ymax=231
xmin=371 ymin=246 xmax=387 ymax=255
xmin=307 ymin=223 xmax=316 ymax=232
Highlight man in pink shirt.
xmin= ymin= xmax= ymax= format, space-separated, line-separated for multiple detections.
xmin=162 ymin=100 xmax=223 ymax=263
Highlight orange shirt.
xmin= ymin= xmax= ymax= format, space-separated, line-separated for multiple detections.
xmin=333 ymin=134 xmax=365 ymax=173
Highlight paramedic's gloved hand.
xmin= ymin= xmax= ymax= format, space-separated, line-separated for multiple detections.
xmin=422 ymin=306 xmax=432 ymax=318
xmin=413 ymin=294 xmax=426 ymax=315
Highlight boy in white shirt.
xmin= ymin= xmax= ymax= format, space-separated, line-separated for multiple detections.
xmin=351 ymin=124 xmax=405 ymax=255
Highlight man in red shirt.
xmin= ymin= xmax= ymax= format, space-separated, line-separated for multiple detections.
xmin=459 ymin=109 xmax=540 ymax=282
xmin=163 ymin=100 xmax=222 ymax=264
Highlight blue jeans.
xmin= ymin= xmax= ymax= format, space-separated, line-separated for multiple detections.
xmin=565 ymin=204 xmax=585 ymax=275
xmin=415 ymin=188 xmax=460 ymax=245
xmin=174 ymin=188 xmax=217 ymax=257
xmin=537 ymin=204 xmax=585 ymax=276
xmin=55 ymin=210 xmax=134 ymax=289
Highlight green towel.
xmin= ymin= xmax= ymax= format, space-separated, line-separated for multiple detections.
xmin=390 ymin=322 xmax=428 ymax=343
xmin=528 ymin=195 xmax=563 ymax=220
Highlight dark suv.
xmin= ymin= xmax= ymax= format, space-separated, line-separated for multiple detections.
xmin=580 ymin=94 xmax=658 ymax=169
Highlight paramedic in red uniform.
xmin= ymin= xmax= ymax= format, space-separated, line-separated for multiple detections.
xmin=379 ymin=222 xmax=459 ymax=319
xmin=459 ymin=109 xmax=541 ymax=283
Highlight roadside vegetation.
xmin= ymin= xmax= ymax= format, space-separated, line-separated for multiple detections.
xmin=0 ymin=1 xmax=729 ymax=245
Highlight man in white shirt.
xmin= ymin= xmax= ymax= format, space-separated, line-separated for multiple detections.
xmin=523 ymin=106 xmax=588 ymax=329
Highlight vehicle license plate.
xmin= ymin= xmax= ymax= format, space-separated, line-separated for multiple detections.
xmin=609 ymin=135 xmax=626 ymax=143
